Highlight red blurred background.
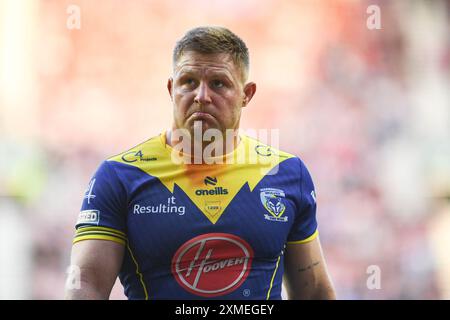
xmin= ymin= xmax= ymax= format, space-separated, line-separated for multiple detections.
xmin=0 ymin=0 xmax=449 ymax=299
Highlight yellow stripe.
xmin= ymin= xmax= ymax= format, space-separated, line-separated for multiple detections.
xmin=72 ymin=235 xmax=126 ymax=246
xmin=127 ymin=244 xmax=149 ymax=300
xmin=74 ymin=230 xmax=127 ymax=242
xmin=286 ymin=229 xmax=319 ymax=245
xmin=266 ymin=255 xmax=281 ymax=300
xmin=108 ymin=134 xmax=294 ymax=225
xmin=76 ymin=226 xmax=126 ymax=237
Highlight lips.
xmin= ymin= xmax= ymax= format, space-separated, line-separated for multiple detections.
xmin=189 ymin=111 xmax=215 ymax=121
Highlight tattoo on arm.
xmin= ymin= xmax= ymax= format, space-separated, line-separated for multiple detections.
xmin=297 ymin=261 xmax=320 ymax=273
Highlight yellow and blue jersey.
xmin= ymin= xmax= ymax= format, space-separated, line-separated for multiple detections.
xmin=74 ymin=132 xmax=318 ymax=299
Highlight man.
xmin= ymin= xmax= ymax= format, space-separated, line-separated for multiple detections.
xmin=65 ymin=26 xmax=336 ymax=300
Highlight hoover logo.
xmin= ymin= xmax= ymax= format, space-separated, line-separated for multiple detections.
xmin=172 ymin=233 xmax=254 ymax=297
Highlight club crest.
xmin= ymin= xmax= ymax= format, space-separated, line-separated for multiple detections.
xmin=260 ymin=188 xmax=288 ymax=222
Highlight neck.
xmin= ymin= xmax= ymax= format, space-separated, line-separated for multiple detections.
xmin=166 ymin=127 xmax=241 ymax=164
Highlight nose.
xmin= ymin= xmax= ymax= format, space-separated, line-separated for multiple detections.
xmin=194 ymin=81 xmax=212 ymax=105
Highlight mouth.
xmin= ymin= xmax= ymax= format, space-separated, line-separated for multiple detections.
xmin=189 ymin=111 xmax=216 ymax=121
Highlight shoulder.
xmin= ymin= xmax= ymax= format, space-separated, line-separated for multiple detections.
xmin=241 ymin=134 xmax=304 ymax=168
xmin=106 ymin=133 xmax=164 ymax=166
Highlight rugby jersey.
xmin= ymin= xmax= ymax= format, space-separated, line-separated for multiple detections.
xmin=74 ymin=132 xmax=318 ymax=299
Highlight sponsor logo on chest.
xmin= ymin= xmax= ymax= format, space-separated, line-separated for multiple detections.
xmin=195 ymin=177 xmax=229 ymax=196
xmin=172 ymin=233 xmax=254 ymax=297
xmin=133 ymin=196 xmax=186 ymax=215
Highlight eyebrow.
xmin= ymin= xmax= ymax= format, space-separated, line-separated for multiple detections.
xmin=176 ymin=67 xmax=234 ymax=80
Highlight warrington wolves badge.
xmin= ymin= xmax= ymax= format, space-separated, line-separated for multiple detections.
xmin=260 ymin=188 xmax=288 ymax=222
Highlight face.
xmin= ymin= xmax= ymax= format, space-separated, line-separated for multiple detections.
xmin=168 ymin=51 xmax=256 ymax=135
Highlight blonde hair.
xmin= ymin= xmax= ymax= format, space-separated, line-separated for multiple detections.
xmin=173 ymin=26 xmax=250 ymax=81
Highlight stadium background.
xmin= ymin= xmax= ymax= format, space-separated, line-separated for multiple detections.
xmin=0 ymin=0 xmax=449 ymax=299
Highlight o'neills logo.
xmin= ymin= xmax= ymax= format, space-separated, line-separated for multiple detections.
xmin=171 ymin=233 xmax=254 ymax=297
xmin=195 ymin=187 xmax=228 ymax=196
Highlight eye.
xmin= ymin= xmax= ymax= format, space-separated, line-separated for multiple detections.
xmin=211 ymin=80 xmax=224 ymax=89
xmin=179 ymin=77 xmax=197 ymax=88
xmin=185 ymin=78 xmax=196 ymax=86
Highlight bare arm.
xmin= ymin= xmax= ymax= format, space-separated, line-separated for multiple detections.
xmin=283 ymin=235 xmax=336 ymax=299
xmin=65 ymin=240 xmax=125 ymax=299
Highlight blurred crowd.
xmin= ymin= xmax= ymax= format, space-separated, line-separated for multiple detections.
xmin=0 ymin=0 xmax=449 ymax=299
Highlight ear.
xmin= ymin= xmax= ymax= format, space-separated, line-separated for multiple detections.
xmin=242 ymin=82 xmax=256 ymax=107
xmin=167 ymin=78 xmax=173 ymax=100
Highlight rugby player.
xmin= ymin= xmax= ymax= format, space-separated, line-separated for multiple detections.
xmin=65 ymin=26 xmax=336 ymax=300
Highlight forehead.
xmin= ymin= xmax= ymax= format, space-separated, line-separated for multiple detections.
xmin=174 ymin=52 xmax=239 ymax=76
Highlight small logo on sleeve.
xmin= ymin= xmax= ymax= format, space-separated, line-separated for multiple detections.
xmin=83 ymin=178 xmax=96 ymax=204
xmin=311 ymin=190 xmax=316 ymax=203
xmin=77 ymin=210 xmax=100 ymax=225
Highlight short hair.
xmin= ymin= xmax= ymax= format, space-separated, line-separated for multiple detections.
xmin=172 ymin=26 xmax=250 ymax=81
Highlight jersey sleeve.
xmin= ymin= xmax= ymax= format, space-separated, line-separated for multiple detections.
xmin=73 ymin=160 xmax=127 ymax=246
xmin=286 ymin=158 xmax=319 ymax=244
